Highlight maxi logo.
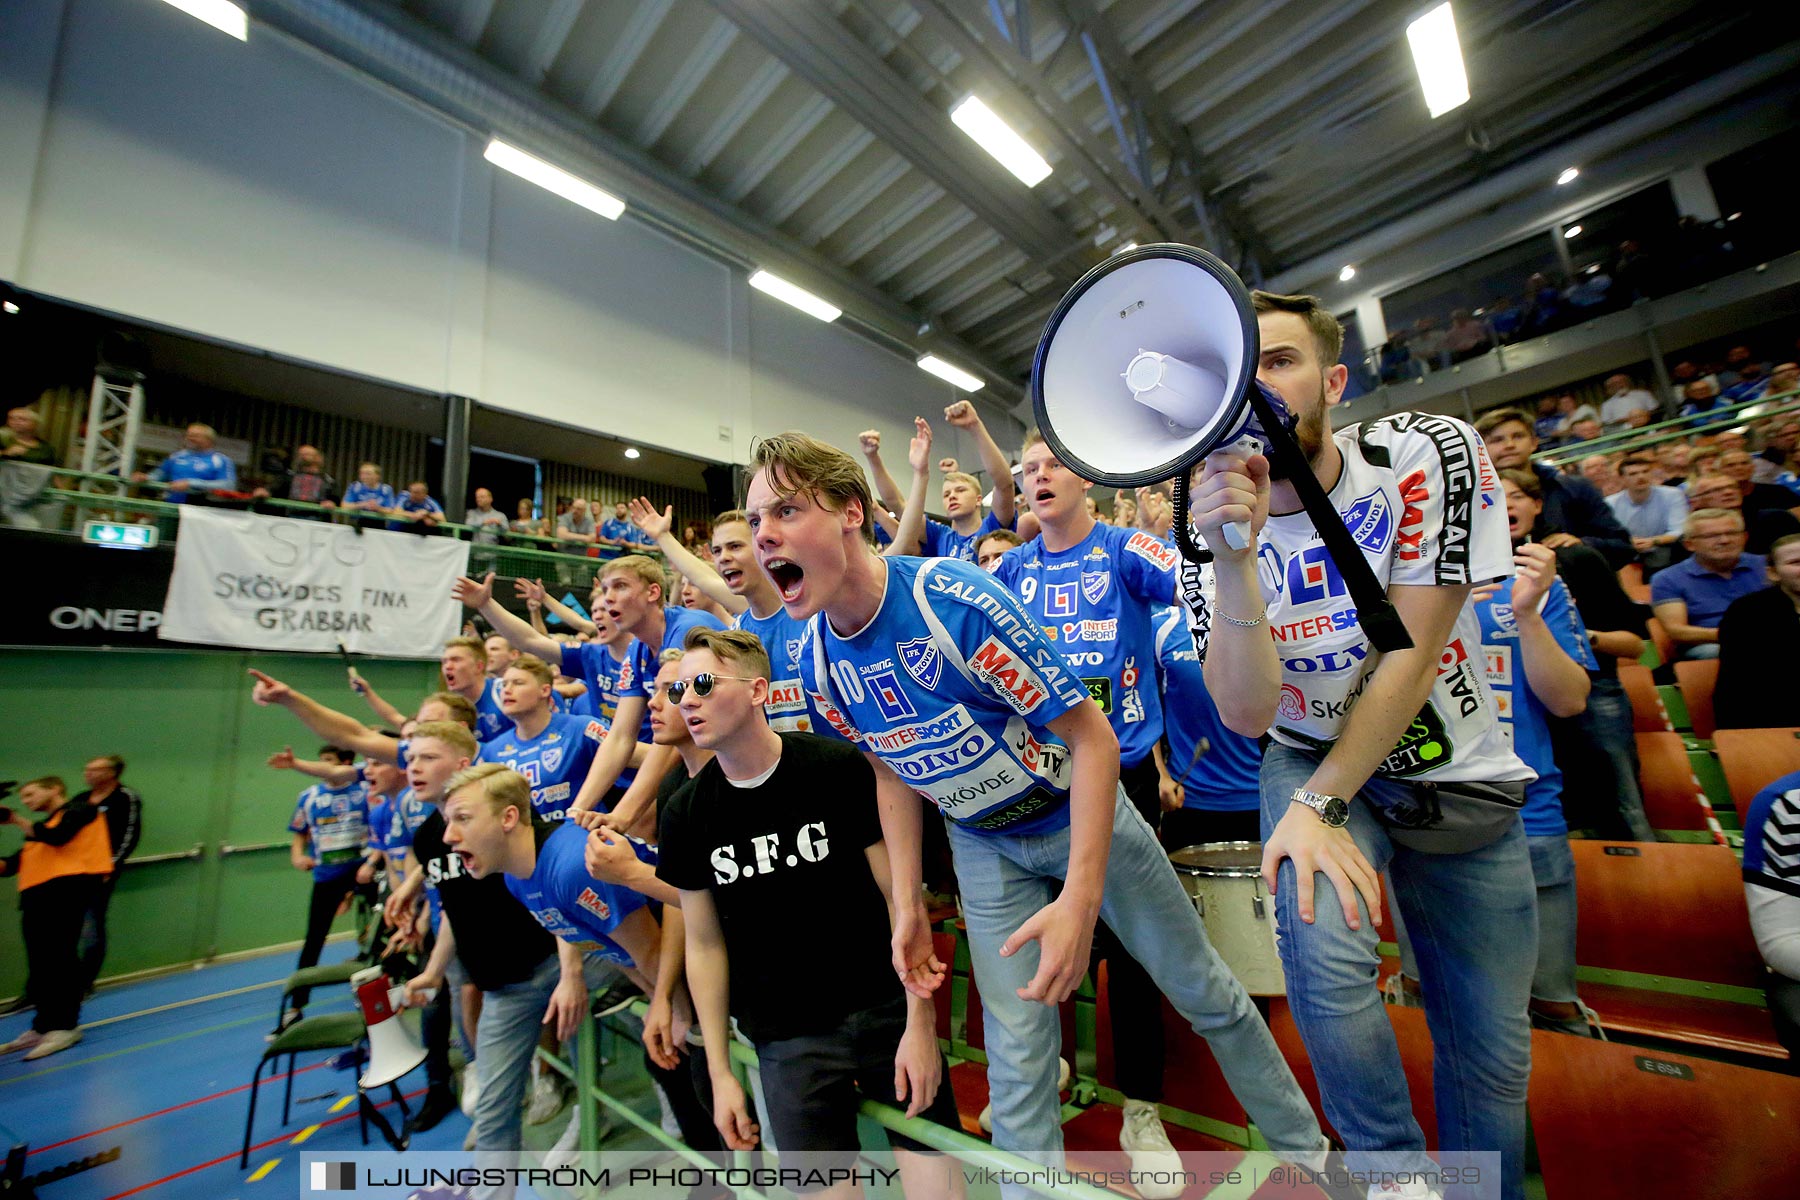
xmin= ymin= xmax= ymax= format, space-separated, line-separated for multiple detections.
xmin=1285 ymin=544 xmax=1348 ymax=605
xmin=1342 ymin=488 xmax=1394 ymax=555
xmin=865 ymin=670 xmax=917 ymax=721
xmin=574 ymin=888 xmax=611 ymax=921
xmin=898 ymin=637 xmax=943 ymax=690
xmin=1045 ymin=581 xmax=1077 ymax=618
xmin=1126 ymin=531 xmax=1179 ymax=571
xmin=889 ymin=727 xmax=998 ymax=780
xmin=970 ymin=637 xmax=1051 ymax=714
xmin=765 ymin=680 xmax=806 ymax=714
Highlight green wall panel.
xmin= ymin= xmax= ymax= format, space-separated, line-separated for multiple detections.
xmin=0 ymin=648 xmax=439 ymax=997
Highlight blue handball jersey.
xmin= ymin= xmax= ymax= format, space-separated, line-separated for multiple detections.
xmin=472 ymin=677 xmax=512 ymax=742
xmin=478 ymin=712 xmax=606 ymax=820
xmin=1743 ymin=770 xmax=1800 ymax=897
xmin=505 ymin=821 xmax=654 ymax=967
xmin=1153 ymin=607 xmax=1261 ymax=813
xmin=1475 ymin=575 xmax=1596 ymax=837
xmin=368 ymin=795 xmax=392 ymax=855
xmin=921 ymin=512 xmax=1013 ymax=563
xmin=288 ymin=780 xmax=372 ymax=881
xmin=991 ymin=523 xmax=1178 ymax=767
xmin=619 ymin=607 xmax=728 ymax=704
xmin=561 ymin=641 xmax=636 ymax=788
xmin=800 ymin=555 xmax=1090 ymax=836
xmin=734 ymin=602 xmax=821 ymax=734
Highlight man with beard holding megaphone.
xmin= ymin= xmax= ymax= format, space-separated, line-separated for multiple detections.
xmin=1189 ymin=291 xmax=1535 ymax=1200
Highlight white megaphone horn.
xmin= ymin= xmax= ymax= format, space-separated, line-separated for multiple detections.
xmin=353 ymin=965 xmax=429 ymax=1090
xmin=1030 ymin=244 xmax=1412 ymax=652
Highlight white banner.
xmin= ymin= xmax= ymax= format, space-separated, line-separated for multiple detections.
xmin=159 ymin=508 xmax=470 ymax=658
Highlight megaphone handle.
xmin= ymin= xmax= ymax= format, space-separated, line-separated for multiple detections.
xmin=1222 ymin=520 xmax=1251 ymax=550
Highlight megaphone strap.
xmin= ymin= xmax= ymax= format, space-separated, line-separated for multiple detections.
xmin=1244 ymin=387 xmax=1415 ymax=654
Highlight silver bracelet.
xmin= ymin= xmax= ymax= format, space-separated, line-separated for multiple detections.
xmin=1215 ymin=607 xmax=1266 ymax=628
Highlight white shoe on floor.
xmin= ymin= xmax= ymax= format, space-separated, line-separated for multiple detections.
xmin=978 ymin=1057 xmax=1071 ymax=1134
xmin=459 ymin=1066 xmax=481 ymax=1118
xmin=24 ymin=1028 xmax=81 ymax=1061
xmin=542 ymin=1106 xmax=611 ymax=1172
xmin=462 ymin=1123 xmax=478 ymax=1151
xmin=525 ymin=1070 xmax=567 ymax=1125
xmin=1 ymin=1029 xmax=44 ymax=1055
xmin=1119 ymin=1099 xmax=1184 ymax=1200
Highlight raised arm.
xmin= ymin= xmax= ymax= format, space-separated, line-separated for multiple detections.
xmin=884 ymin=418 xmax=934 ymax=557
xmin=347 ymin=670 xmax=408 ymax=730
xmin=517 ymin=576 xmax=598 ymax=637
xmin=248 ymin=670 xmax=401 ymax=764
xmin=568 ymin=696 xmax=648 ymax=813
xmin=267 ymin=745 xmax=362 ymax=787
xmin=451 ymin=572 xmax=566 ymax=666
xmin=628 ymin=498 xmax=747 ymax=615
xmin=945 ymin=400 xmax=1014 ymax=528
xmin=681 ymin=888 xmax=759 ymax=1150
xmin=1508 ymin=546 xmax=1591 ymax=718
xmin=858 ymin=430 xmax=908 ymax=515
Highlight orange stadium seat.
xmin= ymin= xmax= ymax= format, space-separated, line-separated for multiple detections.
xmin=1529 ymin=1031 xmax=1800 ymax=1199
xmin=1569 ymin=841 xmax=1783 ymax=1059
xmin=1713 ymin=727 xmax=1800 ymax=824
xmin=1633 ymin=731 xmax=1716 ymax=831
xmin=1617 ymin=663 xmax=1673 ymax=732
xmin=1673 ymin=657 xmax=1718 ymax=739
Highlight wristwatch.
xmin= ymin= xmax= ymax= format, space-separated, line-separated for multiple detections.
xmin=1290 ymin=788 xmax=1350 ymax=828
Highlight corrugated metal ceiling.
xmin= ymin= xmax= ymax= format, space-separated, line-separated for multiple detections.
xmin=378 ymin=0 xmax=1783 ymax=381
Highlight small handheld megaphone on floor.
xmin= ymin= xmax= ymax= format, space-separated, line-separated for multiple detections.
xmin=1030 ymin=243 xmax=1411 ymax=652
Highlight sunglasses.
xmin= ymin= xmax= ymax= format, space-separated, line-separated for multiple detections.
xmin=665 ymin=673 xmax=758 ymax=702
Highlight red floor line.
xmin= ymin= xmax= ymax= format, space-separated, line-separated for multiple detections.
xmin=29 ymin=1061 xmax=335 ymax=1155
xmin=96 ymin=1086 xmax=429 ymax=1200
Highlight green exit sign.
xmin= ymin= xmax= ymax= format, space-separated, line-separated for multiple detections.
xmin=82 ymin=521 xmax=158 ymax=550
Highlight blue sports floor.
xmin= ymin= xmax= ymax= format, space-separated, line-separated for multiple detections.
xmin=0 ymin=944 xmax=473 ymax=1200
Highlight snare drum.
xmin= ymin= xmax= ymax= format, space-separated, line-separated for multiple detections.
xmin=1169 ymin=841 xmax=1285 ymax=996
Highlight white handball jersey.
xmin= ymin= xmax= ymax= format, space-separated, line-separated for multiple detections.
xmin=1182 ymin=411 xmax=1531 ymax=785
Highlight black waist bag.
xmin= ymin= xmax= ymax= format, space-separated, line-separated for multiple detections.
xmin=1369 ymin=778 xmax=1526 ymax=854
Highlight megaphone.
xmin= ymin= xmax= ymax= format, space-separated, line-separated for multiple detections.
xmin=1031 ymin=244 xmax=1411 ymax=652
xmin=352 ymin=965 xmax=428 ymax=1090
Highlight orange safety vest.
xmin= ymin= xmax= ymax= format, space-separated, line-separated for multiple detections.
xmin=17 ymin=804 xmax=113 ymax=892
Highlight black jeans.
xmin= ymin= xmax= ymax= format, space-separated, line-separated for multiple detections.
xmin=78 ymin=874 xmax=118 ymax=990
xmin=1090 ymin=756 xmax=1166 ymax=1102
xmin=22 ymin=874 xmax=99 ymax=1034
xmin=1770 ymin=973 xmax=1800 ymax=1060
xmin=291 ymin=871 xmax=367 ymax=1008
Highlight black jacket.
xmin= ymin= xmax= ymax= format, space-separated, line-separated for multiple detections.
xmin=1534 ymin=462 xmax=1635 ymax=568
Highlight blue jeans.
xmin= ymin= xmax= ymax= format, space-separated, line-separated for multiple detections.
xmin=471 ymin=952 xmax=559 ymax=1199
xmin=1572 ymin=676 xmax=1655 ymax=841
xmin=1526 ymin=836 xmax=1577 ymax=1004
xmin=1259 ymin=745 xmax=1535 ymax=1200
xmin=945 ymin=789 xmax=1323 ymax=1166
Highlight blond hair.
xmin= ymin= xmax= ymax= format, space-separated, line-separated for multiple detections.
xmin=1684 ymin=507 xmax=1745 ymax=538
xmin=506 ymin=654 xmax=555 ymax=688
xmin=1251 ymin=291 xmax=1344 ymax=364
xmin=443 ymin=635 xmax=488 ymax=664
xmin=411 ymin=720 xmax=478 ymax=760
xmin=684 ymin=627 xmax=772 ymax=682
xmin=423 ymin=691 xmax=479 ymax=731
xmin=747 ymin=432 xmax=873 ymax=538
xmin=942 ymin=471 xmax=981 ymax=496
xmin=713 ymin=508 xmax=749 ymax=528
xmin=444 ymin=762 xmax=531 ymax=819
xmin=602 ymin=554 xmax=667 ymax=598
xmin=1020 ymin=427 xmax=1048 ymax=463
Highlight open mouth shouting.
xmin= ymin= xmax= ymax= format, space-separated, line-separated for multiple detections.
xmin=763 ymin=556 xmax=805 ymax=605
xmin=719 ymin=565 xmax=746 ymax=592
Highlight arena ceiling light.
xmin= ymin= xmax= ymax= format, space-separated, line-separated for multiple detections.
xmin=623 ymin=447 xmax=641 ymax=459
xmin=1339 ymin=265 xmax=1358 ymax=282
xmin=748 ymin=270 xmax=842 ymax=323
xmin=917 ymin=355 xmax=985 ymax=392
xmin=1564 ymin=224 xmax=1583 ymax=239
xmin=950 ymin=96 xmax=1052 ymax=186
xmin=1557 ymin=167 xmax=1580 ymax=186
xmin=1406 ymin=4 xmax=1470 ymax=119
xmin=483 ymin=139 xmax=625 ymax=220
xmin=161 ymin=0 xmax=247 ymax=40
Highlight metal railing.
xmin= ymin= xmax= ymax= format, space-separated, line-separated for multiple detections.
xmin=9 ymin=468 xmax=665 ymax=593
xmin=1536 ymin=387 xmax=1800 ymax=465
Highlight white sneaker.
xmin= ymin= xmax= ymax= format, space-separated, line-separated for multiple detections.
xmin=525 ymin=1070 xmax=568 ymax=1125
xmin=1119 ymin=1099 xmax=1184 ymax=1200
xmin=463 ymin=1123 xmax=478 ymax=1151
xmin=23 ymin=1029 xmax=80 ymax=1061
xmin=459 ymin=1066 xmax=481 ymax=1118
xmin=1 ymin=1029 xmax=44 ymax=1055
xmin=978 ymin=1057 xmax=1071 ymax=1134
xmin=1369 ymin=1181 xmax=1440 ymax=1200
xmin=542 ymin=1106 xmax=611 ymax=1172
